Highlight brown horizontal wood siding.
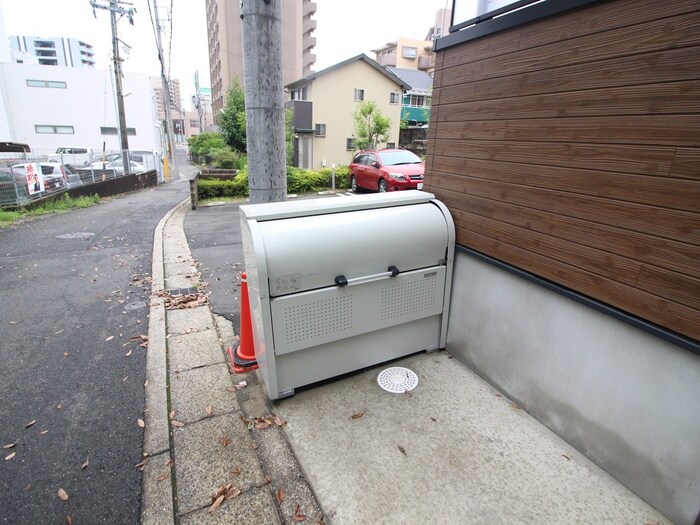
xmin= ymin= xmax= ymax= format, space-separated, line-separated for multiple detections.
xmin=425 ymin=0 xmax=700 ymax=341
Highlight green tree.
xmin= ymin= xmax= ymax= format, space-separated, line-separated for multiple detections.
xmin=352 ymin=101 xmax=391 ymax=150
xmin=187 ymin=132 xmax=226 ymax=157
xmin=218 ymin=79 xmax=247 ymax=152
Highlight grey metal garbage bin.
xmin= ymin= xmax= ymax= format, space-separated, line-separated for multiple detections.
xmin=240 ymin=190 xmax=455 ymax=400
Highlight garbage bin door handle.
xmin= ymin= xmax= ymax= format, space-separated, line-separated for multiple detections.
xmin=336 ymin=266 xmax=401 ymax=288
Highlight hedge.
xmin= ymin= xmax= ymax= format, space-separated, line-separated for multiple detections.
xmin=198 ymin=166 xmax=351 ymax=199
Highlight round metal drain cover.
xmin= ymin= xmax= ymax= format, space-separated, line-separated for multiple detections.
xmin=377 ymin=367 xmax=419 ymax=393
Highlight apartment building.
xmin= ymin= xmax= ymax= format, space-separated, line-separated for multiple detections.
xmin=205 ymin=0 xmax=316 ymax=114
xmin=9 ymin=36 xmax=96 ymax=67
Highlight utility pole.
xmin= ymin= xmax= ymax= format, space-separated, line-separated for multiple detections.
xmin=241 ymin=0 xmax=286 ymax=203
xmin=91 ymin=0 xmax=134 ymax=175
xmin=152 ymin=0 xmax=178 ymax=181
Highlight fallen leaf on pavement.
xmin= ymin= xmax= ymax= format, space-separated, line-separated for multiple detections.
xmin=134 ymin=458 xmax=149 ymax=471
xmin=404 ymin=389 xmax=413 ymax=397
xmin=105 ymin=336 xmax=114 ymax=342
xmin=276 ymin=488 xmax=285 ymax=503
xmin=57 ymin=488 xmax=69 ymax=501
xmin=39 ymin=430 xmax=48 ymax=435
xmin=81 ymin=457 xmax=89 ymax=470
xmin=169 ymin=410 xmax=175 ymax=420
xmin=171 ymin=420 xmax=185 ymax=428
xmin=4 ymin=452 xmax=16 ymax=461
xmin=398 ymin=445 xmax=407 ymax=457
xmin=156 ymin=470 xmax=169 ymax=481
xmin=25 ymin=420 xmax=36 ymax=428
xmin=137 ymin=419 xmax=145 ymax=428
xmin=125 ymin=349 xmax=132 ymax=357
xmin=206 ymin=405 xmax=213 ymax=416
xmin=66 ymin=516 xmax=73 ymax=525
xmin=209 ymin=494 xmax=224 ymax=513
xmin=351 ymin=412 xmax=364 ymax=420
xmin=220 ymin=437 xmax=232 ymax=447
xmin=229 ymin=465 xmax=241 ymax=476
xmin=2 ymin=443 xmax=15 ymax=449
xmin=293 ymin=504 xmax=307 ymax=522
xmin=9 ymin=321 xmax=16 ymax=325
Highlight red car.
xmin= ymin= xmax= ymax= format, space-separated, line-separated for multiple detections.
xmin=348 ymin=148 xmax=424 ymax=192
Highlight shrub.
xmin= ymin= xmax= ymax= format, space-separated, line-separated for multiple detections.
xmin=197 ymin=170 xmax=249 ymax=199
xmin=211 ymin=148 xmax=245 ymax=170
xmin=197 ymin=165 xmax=350 ymax=200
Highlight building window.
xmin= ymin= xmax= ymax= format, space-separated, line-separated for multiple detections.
xmin=433 ymin=27 xmax=442 ymax=39
xmin=409 ymin=95 xmax=431 ymax=107
xmin=390 ymin=92 xmax=400 ymax=104
xmin=315 ymin=123 xmax=326 ymax=137
xmin=190 ymin=120 xmax=199 ymax=127
xmin=35 ymin=125 xmax=74 ymax=134
xmin=387 ymin=142 xmax=395 ymax=149
xmin=346 ymin=138 xmax=356 ymax=151
xmin=100 ymin=127 xmax=137 ymax=136
xmin=353 ymin=89 xmax=364 ymax=102
xmin=27 ymin=79 xmax=67 ymax=89
xmin=402 ymin=46 xmax=417 ymax=59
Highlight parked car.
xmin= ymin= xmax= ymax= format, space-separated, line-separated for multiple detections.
xmin=0 ymin=168 xmax=35 ymax=205
xmin=348 ymin=149 xmax=425 ymax=192
xmin=11 ymin=162 xmax=67 ymax=193
xmin=47 ymin=147 xmax=93 ymax=168
xmin=47 ymin=162 xmax=83 ymax=188
xmin=89 ymin=158 xmax=145 ymax=176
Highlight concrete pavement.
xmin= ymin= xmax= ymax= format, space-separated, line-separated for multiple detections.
xmin=142 ymin=154 xmax=672 ymax=524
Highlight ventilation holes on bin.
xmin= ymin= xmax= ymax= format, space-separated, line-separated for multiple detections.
xmin=282 ymin=295 xmax=353 ymax=344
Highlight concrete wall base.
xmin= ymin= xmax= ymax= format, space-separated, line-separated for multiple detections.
xmin=447 ymin=249 xmax=700 ymax=525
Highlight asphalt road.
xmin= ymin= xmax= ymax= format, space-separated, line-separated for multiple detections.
xmin=0 ymin=179 xmax=189 ymax=524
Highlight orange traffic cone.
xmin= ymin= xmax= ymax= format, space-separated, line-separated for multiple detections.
xmin=229 ymin=272 xmax=258 ymax=373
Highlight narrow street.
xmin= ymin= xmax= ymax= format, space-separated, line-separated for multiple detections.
xmin=0 ymin=178 xmax=189 ymax=524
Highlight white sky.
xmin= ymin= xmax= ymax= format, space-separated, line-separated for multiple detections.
xmin=0 ymin=0 xmax=452 ymax=109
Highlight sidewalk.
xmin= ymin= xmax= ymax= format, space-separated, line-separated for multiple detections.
xmin=141 ymin=199 xmax=324 ymax=524
xmin=141 ymin=179 xmax=671 ymax=524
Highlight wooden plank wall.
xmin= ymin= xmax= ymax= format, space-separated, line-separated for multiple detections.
xmin=425 ymin=0 xmax=700 ymax=341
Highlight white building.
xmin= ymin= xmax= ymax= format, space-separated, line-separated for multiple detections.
xmin=9 ymin=36 xmax=96 ymax=68
xmin=0 ymin=62 xmax=161 ymax=155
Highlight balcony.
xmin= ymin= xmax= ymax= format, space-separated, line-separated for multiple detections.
xmin=302 ymin=51 xmax=316 ymax=72
xmin=303 ymin=35 xmax=316 ymax=52
xmin=286 ymin=100 xmax=313 ymax=132
xmin=303 ymin=0 xmax=317 ymax=18
xmin=418 ymin=54 xmax=435 ymax=70
xmin=303 ymin=17 xmax=317 ymax=35
xmin=377 ymin=53 xmax=396 ymax=67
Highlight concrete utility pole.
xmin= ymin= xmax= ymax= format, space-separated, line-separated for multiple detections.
xmin=152 ymin=0 xmax=178 ymax=181
xmin=240 ymin=0 xmax=286 ymax=203
xmin=91 ymin=0 xmax=134 ymax=175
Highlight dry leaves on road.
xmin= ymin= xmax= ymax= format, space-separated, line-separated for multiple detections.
xmin=398 ymin=445 xmax=407 ymax=457
xmin=351 ymin=412 xmax=364 ymax=420
xmin=240 ymin=414 xmax=287 ymax=430
xmin=137 ymin=419 xmax=145 ymax=428
xmin=276 ymin=488 xmax=285 ymax=503
xmin=4 ymin=452 xmax=16 ymax=461
xmin=81 ymin=457 xmax=89 ymax=470
xmin=57 ymin=488 xmax=69 ymax=501
xmin=25 ymin=420 xmax=36 ymax=428
xmin=156 ymin=290 xmax=209 ymax=310
xmin=209 ymin=483 xmax=241 ymax=513
xmin=293 ymin=503 xmax=307 ymax=522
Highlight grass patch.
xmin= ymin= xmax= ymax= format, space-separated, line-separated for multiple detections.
xmin=0 ymin=194 xmax=101 ymax=227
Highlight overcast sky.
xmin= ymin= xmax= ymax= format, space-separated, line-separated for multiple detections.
xmin=0 ymin=0 xmax=451 ymax=108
